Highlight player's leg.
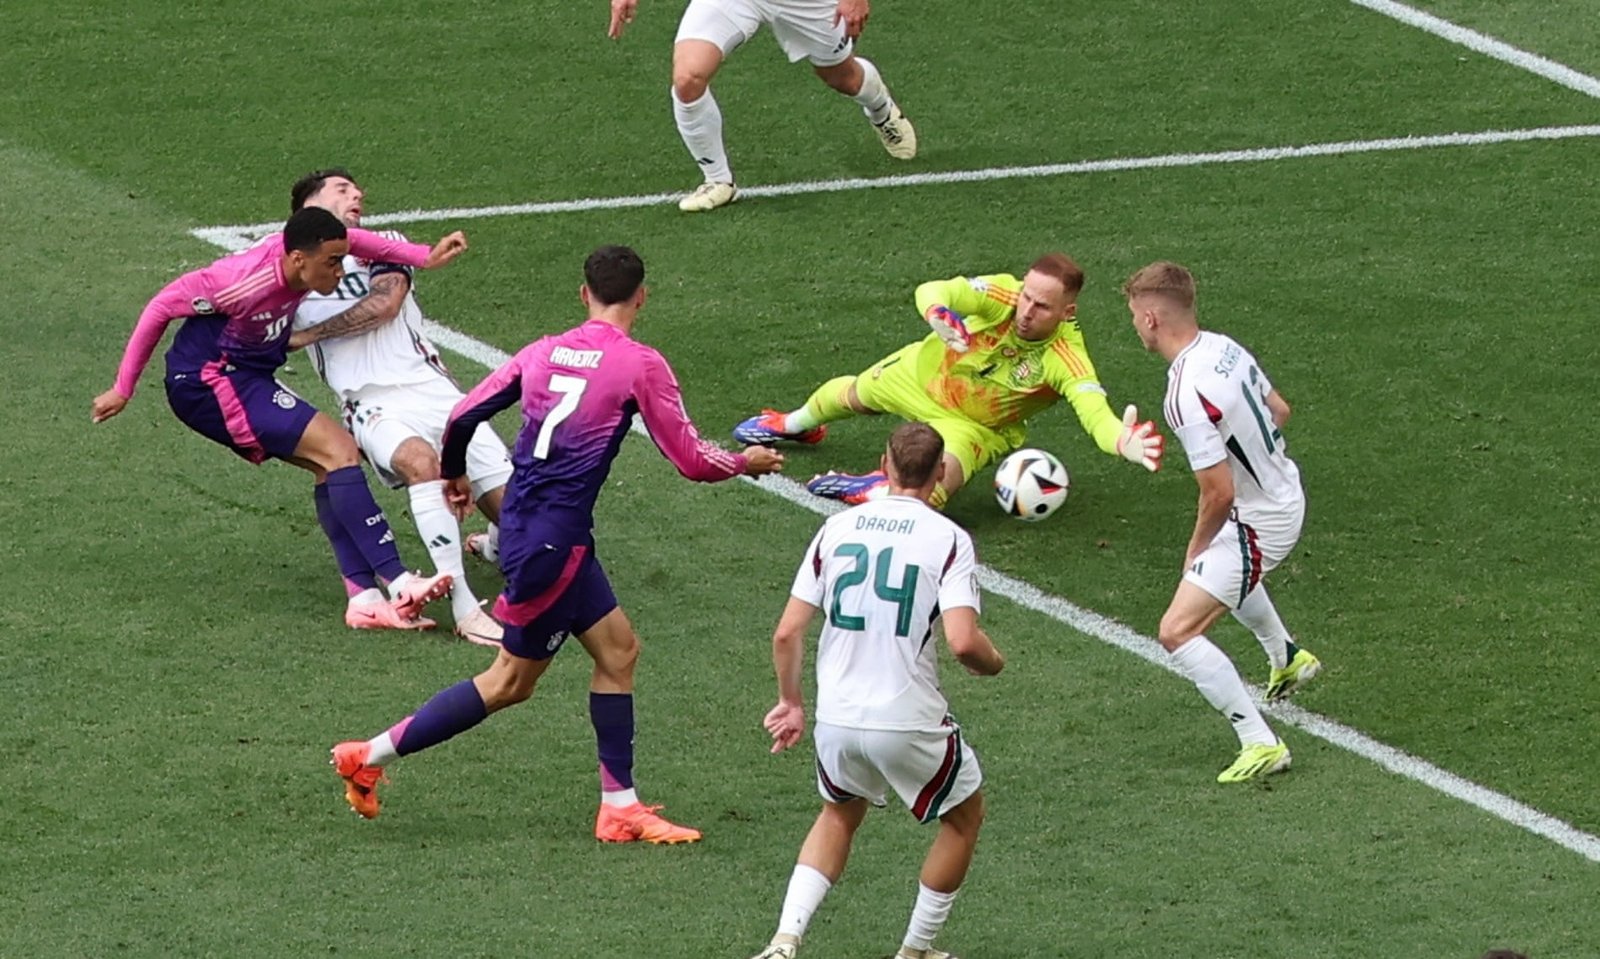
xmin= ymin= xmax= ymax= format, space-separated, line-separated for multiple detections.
xmin=672 ymin=0 xmax=758 ymax=211
xmin=331 ymin=537 xmax=586 ymax=817
xmin=922 ymin=418 xmax=1008 ymax=511
xmin=570 ymin=561 xmax=700 ymax=844
xmin=461 ymin=423 xmax=512 ymax=570
xmin=1231 ymin=515 xmax=1321 ymax=700
xmin=290 ymin=412 xmax=451 ymax=622
xmin=330 ymin=643 xmax=552 ymax=818
xmin=872 ymin=724 xmax=985 ymax=959
xmin=752 ymin=797 xmax=871 ymax=959
xmin=1160 ymin=543 xmax=1289 ymax=783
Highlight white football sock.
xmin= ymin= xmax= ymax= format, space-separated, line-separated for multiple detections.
xmin=1233 ymin=585 xmax=1291 ymax=670
xmin=601 ymin=787 xmax=639 ymax=808
xmin=408 ymin=480 xmax=479 ymax=621
xmin=672 ymin=87 xmax=733 ymax=184
xmin=348 ymin=587 xmax=385 ymax=606
xmin=783 ymin=406 xmax=821 ymax=432
xmin=777 ymin=864 xmax=834 ymax=939
xmin=902 ymin=883 xmax=958 ymax=951
xmin=852 ymin=57 xmax=894 ymax=123
xmin=485 ymin=523 xmax=500 ymax=563
xmin=1170 ymin=636 xmax=1276 ymax=747
xmin=366 ymin=730 xmax=398 ymax=767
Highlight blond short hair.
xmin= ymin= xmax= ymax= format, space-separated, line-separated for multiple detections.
xmin=1028 ymin=252 xmax=1085 ymax=297
xmin=1122 ymin=261 xmax=1196 ymax=310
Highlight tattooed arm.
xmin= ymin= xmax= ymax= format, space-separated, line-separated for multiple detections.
xmin=288 ymin=271 xmax=410 ymax=350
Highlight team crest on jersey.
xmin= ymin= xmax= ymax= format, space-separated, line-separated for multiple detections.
xmin=273 ymin=389 xmax=298 ymax=409
xmin=1001 ymin=347 xmax=1018 ymax=358
xmin=192 ymin=297 xmax=215 ymax=314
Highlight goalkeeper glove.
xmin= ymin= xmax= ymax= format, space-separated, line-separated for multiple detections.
xmin=1115 ymin=405 xmax=1163 ymax=471
xmin=925 ymin=305 xmax=971 ymax=353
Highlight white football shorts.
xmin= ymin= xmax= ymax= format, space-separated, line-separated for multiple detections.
xmin=676 ymin=0 xmax=854 ymax=66
xmin=343 ymin=379 xmax=512 ymax=501
xmin=812 ymin=720 xmax=983 ymax=824
xmin=1183 ymin=503 xmax=1305 ymax=609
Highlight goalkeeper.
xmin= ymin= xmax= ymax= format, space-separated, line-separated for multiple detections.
xmin=732 ymin=252 xmax=1163 ymax=508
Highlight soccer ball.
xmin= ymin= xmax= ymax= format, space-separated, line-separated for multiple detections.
xmin=993 ymin=448 xmax=1070 ymax=521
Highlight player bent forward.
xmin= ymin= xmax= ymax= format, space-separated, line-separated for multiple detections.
xmin=290 ymin=168 xmax=510 ymax=646
xmin=734 ymin=253 xmax=1163 ymax=508
xmin=331 ymin=245 xmax=784 ymax=842
xmin=751 ymin=423 xmax=1004 ymax=959
xmin=1124 ymin=261 xmax=1322 ymax=784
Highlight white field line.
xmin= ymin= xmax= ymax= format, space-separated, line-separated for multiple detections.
xmin=404 ymin=316 xmax=1600 ymax=863
xmin=190 ymin=124 xmax=1600 ymax=249
xmin=1349 ymin=0 xmax=1600 ymax=99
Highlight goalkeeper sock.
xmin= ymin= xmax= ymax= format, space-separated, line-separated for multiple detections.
xmin=1233 ymin=585 xmax=1291 ymax=670
xmin=929 ymin=483 xmax=950 ymax=511
xmin=851 ymin=58 xmax=894 ymax=124
xmin=1170 ymin=636 xmax=1275 ymax=747
xmin=672 ymin=87 xmax=733 ymax=184
xmin=787 ymin=376 xmax=859 ymax=431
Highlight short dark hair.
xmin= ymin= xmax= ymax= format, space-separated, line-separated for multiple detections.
xmin=886 ymin=422 xmax=944 ymax=489
xmin=583 ymin=245 xmax=646 ymax=306
xmin=290 ymin=167 xmax=358 ymax=213
xmin=282 ymin=206 xmax=347 ymax=254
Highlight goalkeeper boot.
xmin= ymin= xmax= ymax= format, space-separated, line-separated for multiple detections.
xmin=872 ymin=102 xmax=918 ymax=160
xmin=1216 ymin=740 xmax=1291 ymax=784
xmin=733 ymin=409 xmax=828 ymax=446
xmin=331 ymin=740 xmax=388 ymax=819
xmin=679 ymin=181 xmax=737 ymax=212
xmin=750 ymin=934 xmax=800 ymax=959
xmin=595 ymin=801 xmax=703 ymax=844
xmin=1265 ymin=648 xmax=1323 ymax=702
xmin=388 ymin=571 xmax=453 ymax=621
xmin=806 ymin=470 xmax=888 ymax=505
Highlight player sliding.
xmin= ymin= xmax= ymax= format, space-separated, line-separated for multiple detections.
xmin=1124 ymin=261 xmax=1322 ymax=783
xmin=92 ymin=207 xmax=468 ymax=630
xmin=749 ymin=423 xmax=1003 ymax=959
xmin=331 ymin=246 xmax=784 ymax=842
xmin=733 ymin=253 xmax=1164 ymax=508
xmin=290 ymin=168 xmax=511 ymax=646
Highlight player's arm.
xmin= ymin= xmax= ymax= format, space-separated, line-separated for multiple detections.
xmin=634 ymin=349 xmax=783 ymax=480
xmin=766 ymin=528 xmax=828 ymax=753
xmin=608 ymin=0 xmax=638 ymax=38
xmin=288 ymin=271 xmax=410 ymax=350
xmin=1185 ymin=462 xmax=1235 ymax=566
xmin=913 ymin=274 xmax=1017 ymax=352
xmin=346 ymin=227 xmax=467 ymax=271
xmin=834 ymin=0 xmax=869 ymax=39
xmin=93 ymin=270 xmax=208 ymax=422
xmin=936 ymin=531 xmax=1004 ymax=675
xmin=439 ymin=352 xmax=525 ymax=514
xmin=1047 ymin=348 xmax=1163 ymax=470
xmin=1266 ymin=389 xmax=1290 ymax=429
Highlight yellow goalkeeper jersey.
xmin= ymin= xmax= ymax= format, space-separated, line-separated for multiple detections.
xmin=911 ymin=273 xmax=1123 ymax=453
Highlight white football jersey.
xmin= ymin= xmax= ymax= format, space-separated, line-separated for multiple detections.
xmin=292 ymin=232 xmax=452 ymax=401
xmin=1165 ymin=330 xmax=1304 ymax=530
xmin=790 ymin=495 xmax=981 ymax=732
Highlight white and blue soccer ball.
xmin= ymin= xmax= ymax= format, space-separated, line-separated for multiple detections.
xmin=993 ymin=448 xmax=1070 ymax=521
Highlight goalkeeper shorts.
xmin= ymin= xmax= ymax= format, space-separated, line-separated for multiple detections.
xmin=854 ymin=345 xmax=1016 ymax=483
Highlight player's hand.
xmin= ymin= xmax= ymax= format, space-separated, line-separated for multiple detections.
xmin=423 ymin=231 xmax=468 ymax=270
xmin=742 ymin=445 xmax=786 ymax=476
xmin=833 ymin=0 xmax=869 ymax=39
xmin=92 ymin=388 xmax=128 ymax=424
xmin=1115 ymin=404 xmax=1163 ymax=472
xmin=926 ymin=305 xmax=971 ymax=354
xmin=287 ymin=328 xmax=315 ymax=351
xmin=608 ymin=0 xmax=638 ymax=39
xmin=763 ymin=701 xmax=806 ymax=753
xmin=444 ymin=475 xmax=476 ymax=520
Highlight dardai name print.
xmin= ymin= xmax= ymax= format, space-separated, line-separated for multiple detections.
xmin=551 ymin=347 xmax=604 ymax=369
xmin=854 ymin=515 xmax=916 ymax=534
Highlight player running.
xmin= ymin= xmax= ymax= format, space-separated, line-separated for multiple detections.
xmin=749 ymin=422 xmax=1003 ymax=959
xmin=331 ymin=245 xmax=784 ymax=841
xmin=607 ymin=0 xmax=916 ymax=213
xmin=290 ymin=168 xmax=510 ymax=646
xmin=92 ymin=207 xmax=468 ymax=630
xmin=733 ymin=253 xmax=1164 ymax=509
xmin=1124 ymin=261 xmax=1322 ymax=783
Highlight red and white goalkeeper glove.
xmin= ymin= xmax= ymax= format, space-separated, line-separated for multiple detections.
xmin=925 ymin=305 xmax=972 ymax=353
xmin=1115 ymin=405 xmax=1163 ymax=471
